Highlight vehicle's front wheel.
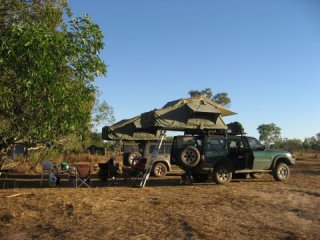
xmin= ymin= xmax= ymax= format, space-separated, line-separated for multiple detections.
xmin=213 ymin=165 xmax=232 ymax=184
xmin=273 ymin=162 xmax=290 ymax=181
xmin=153 ymin=162 xmax=167 ymax=177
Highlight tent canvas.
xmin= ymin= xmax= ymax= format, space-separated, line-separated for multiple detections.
xmin=133 ymin=96 xmax=235 ymax=131
xmin=102 ymin=96 xmax=236 ymax=140
xmin=162 ymin=96 xmax=236 ymax=117
xmin=102 ymin=116 xmax=161 ymax=141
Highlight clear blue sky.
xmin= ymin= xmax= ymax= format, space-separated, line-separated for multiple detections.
xmin=69 ymin=0 xmax=320 ymax=140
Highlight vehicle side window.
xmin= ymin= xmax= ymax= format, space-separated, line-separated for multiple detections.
xmin=183 ymin=138 xmax=196 ymax=147
xmin=149 ymin=144 xmax=168 ymax=154
xmin=149 ymin=145 xmax=157 ymax=154
xmin=195 ymin=139 xmax=202 ymax=147
xmin=176 ymin=136 xmax=198 ymax=148
xmin=164 ymin=145 xmax=172 ymax=154
xmin=248 ymin=138 xmax=263 ymax=151
xmin=159 ymin=145 xmax=165 ymax=154
xmin=204 ymin=139 xmax=226 ymax=157
xmin=228 ymin=140 xmax=242 ymax=148
xmin=228 ymin=140 xmax=237 ymax=148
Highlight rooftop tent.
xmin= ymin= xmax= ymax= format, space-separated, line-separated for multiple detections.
xmin=102 ymin=96 xmax=236 ymax=140
xmin=136 ymin=96 xmax=236 ymax=131
xmin=101 ymin=116 xmax=161 ymax=141
xmin=162 ymin=96 xmax=236 ymax=117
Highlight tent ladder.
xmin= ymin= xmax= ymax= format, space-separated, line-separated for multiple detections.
xmin=139 ymin=130 xmax=166 ymax=188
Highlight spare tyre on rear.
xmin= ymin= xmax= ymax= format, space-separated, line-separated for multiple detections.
xmin=179 ymin=146 xmax=200 ymax=168
xmin=123 ymin=151 xmax=142 ymax=166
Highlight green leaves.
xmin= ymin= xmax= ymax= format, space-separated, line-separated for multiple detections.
xmin=257 ymin=123 xmax=281 ymax=148
xmin=67 ymin=14 xmax=106 ymax=83
xmin=212 ymin=92 xmax=231 ymax=107
xmin=188 ymin=88 xmax=231 ymax=107
xmin=0 ymin=1 xmax=107 ymax=146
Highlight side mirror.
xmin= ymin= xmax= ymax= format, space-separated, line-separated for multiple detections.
xmin=260 ymin=145 xmax=266 ymax=150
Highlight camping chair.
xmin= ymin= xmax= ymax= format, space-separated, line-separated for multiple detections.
xmin=40 ymin=160 xmax=58 ymax=186
xmin=69 ymin=163 xmax=91 ymax=188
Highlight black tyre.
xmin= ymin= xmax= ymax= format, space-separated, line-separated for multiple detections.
xmin=249 ymin=172 xmax=263 ymax=179
xmin=273 ymin=162 xmax=290 ymax=181
xmin=153 ymin=162 xmax=167 ymax=177
xmin=213 ymin=165 xmax=232 ymax=184
xmin=127 ymin=152 xmax=142 ymax=166
xmin=192 ymin=173 xmax=209 ymax=183
xmin=179 ymin=146 xmax=200 ymax=168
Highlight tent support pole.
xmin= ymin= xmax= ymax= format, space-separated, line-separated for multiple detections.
xmin=139 ymin=130 xmax=166 ymax=188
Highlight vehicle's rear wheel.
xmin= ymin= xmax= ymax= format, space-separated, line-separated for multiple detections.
xmin=249 ymin=172 xmax=263 ymax=179
xmin=192 ymin=173 xmax=209 ymax=183
xmin=153 ymin=162 xmax=167 ymax=177
xmin=213 ymin=165 xmax=232 ymax=184
xmin=273 ymin=162 xmax=290 ymax=181
xmin=179 ymin=146 xmax=200 ymax=168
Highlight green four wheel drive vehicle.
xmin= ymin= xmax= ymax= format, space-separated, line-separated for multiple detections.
xmin=171 ymin=134 xmax=295 ymax=184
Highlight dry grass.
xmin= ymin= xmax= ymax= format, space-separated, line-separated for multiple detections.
xmin=0 ymin=154 xmax=319 ymax=240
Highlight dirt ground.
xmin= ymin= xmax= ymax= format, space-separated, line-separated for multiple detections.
xmin=1 ymin=154 xmax=319 ymax=240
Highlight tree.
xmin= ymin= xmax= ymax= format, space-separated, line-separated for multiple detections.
xmin=0 ymin=1 xmax=107 ymax=165
xmin=188 ymin=88 xmax=213 ymax=99
xmin=257 ymin=123 xmax=281 ymax=148
xmin=92 ymin=90 xmax=115 ymax=132
xmin=212 ymin=92 xmax=231 ymax=108
xmin=302 ymin=138 xmax=312 ymax=151
xmin=188 ymin=88 xmax=231 ymax=107
xmin=274 ymin=138 xmax=302 ymax=152
xmin=304 ymin=134 xmax=320 ymax=151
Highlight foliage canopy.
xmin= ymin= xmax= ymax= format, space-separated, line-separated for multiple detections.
xmin=188 ymin=88 xmax=231 ymax=107
xmin=0 ymin=0 xmax=106 ymax=147
xmin=257 ymin=123 xmax=281 ymax=148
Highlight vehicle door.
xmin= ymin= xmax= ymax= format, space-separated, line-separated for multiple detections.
xmin=247 ymin=137 xmax=272 ymax=170
xmin=227 ymin=137 xmax=254 ymax=169
xmin=203 ymin=136 xmax=228 ymax=162
xmin=240 ymin=136 xmax=254 ymax=169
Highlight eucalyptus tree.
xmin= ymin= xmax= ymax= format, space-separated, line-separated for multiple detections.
xmin=188 ymin=88 xmax=231 ymax=107
xmin=0 ymin=0 xmax=107 ymax=165
xmin=257 ymin=123 xmax=281 ymax=148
